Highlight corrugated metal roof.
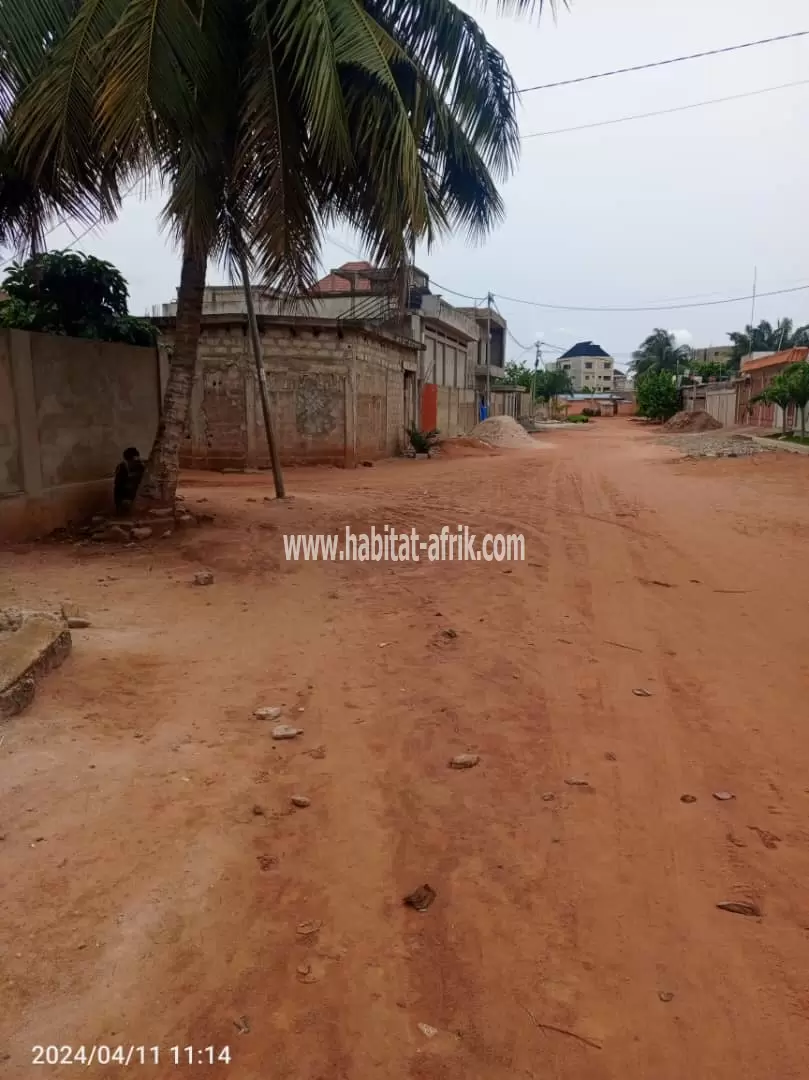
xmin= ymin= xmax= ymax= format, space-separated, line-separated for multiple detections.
xmin=741 ymin=346 xmax=809 ymax=373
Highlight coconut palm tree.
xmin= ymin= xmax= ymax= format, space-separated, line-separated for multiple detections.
xmin=2 ymin=0 xmax=552 ymax=504
xmin=631 ymin=328 xmax=692 ymax=378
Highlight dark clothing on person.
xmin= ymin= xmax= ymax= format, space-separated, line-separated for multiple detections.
xmin=114 ymin=457 xmax=144 ymax=514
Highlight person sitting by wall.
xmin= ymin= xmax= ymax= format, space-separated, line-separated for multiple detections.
xmin=113 ymin=447 xmax=144 ymax=515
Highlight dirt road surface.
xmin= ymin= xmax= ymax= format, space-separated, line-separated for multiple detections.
xmin=3 ymin=421 xmax=809 ymax=1079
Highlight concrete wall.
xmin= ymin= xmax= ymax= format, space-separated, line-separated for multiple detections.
xmin=166 ymin=317 xmax=419 ymax=470
xmin=0 ymin=333 xmax=21 ymax=495
xmin=683 ymin=382 xmax=737 ymax=427
xmin=0 ymin=330 xmax=160 ymax=541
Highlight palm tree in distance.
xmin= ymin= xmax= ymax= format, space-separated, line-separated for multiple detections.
xmin=2 ymin=0 xmax=556 ymax=505
xmin=632 ymin=328 xmax=692 ymax=378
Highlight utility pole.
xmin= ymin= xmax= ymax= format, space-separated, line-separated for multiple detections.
xmin=238 ymin=248 xmax=285 ymax=499
xmin=531 ymin=339 xmax=542 ymax=414
xmin=485 ymin=291 xmax=493 ymax=415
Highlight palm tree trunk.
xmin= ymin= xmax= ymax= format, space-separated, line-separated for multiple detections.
xmin=138 ymin=240 xmax=207 ymax=506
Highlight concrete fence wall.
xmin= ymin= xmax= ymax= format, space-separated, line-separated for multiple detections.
xmin=0 ymin=329 xmax=161 ymax=541
xmin=683 ymin=382 xmax=737 ymax=427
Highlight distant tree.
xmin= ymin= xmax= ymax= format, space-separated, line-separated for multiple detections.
xmin=0 ymin=251 xmax=156 ymax=346
xmin=500 ymin=362 xmax=533 ymax=391
xmin=580 ymin=384 xmax=594 ymax=394
xmin=784 ymin=362 xmax=809 ymax=439
xmin=632 ymin=328 xmax=692 ymax=377
xmin=535 ymin=368 xmax=573 ymax=404
xmin=751 ymin=373 xmax=793 ymax=435
xmin=636 ymin=369 xmax=679 ymax=421
xmin=728 ymin=318 xmax=809 ymax=365
xmin=690 ymin=360 xmax=727 ymax=381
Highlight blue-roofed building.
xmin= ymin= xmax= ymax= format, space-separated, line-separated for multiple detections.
xmin=556 ymin=341 xmax=615 ymax=392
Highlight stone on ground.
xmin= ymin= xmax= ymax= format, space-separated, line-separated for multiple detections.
xmin=0 ymin=609 xmax=72 ymax=719
xmin=470 ymin=416 xmax=538 ymax=449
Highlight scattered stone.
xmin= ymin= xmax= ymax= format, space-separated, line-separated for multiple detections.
xmin=130 ymin=526 xmax=153 ymax=541
xmin=1 ymin=610 xmax=72 ymax=720
xmin=296 ymin=962 xmax=318 ymax=984
xmin=418 ymin=1024 xmax=438 ymax=1038
xmin=257 ymin=854 xmax=277 ymax=871
xmin=716 ymin=901 xmax=761 ymax=918
xmin=542 ymin=792 xmax=555 ymax=802
xmin=680 ymin=794 xmax=697 ymax=804
xmin=290 ymin=795 xmax=311 ymax=808
xmin=233 ymin=1016 xmax=250 ymax=1035
xmin=176 ymin=513 xmax=197 ymax=528
xmin=147 ymin=507 xmax=175 ymax=519
xmin=726 ymin=832 xmax=747 ymax=848
xmin=565 ymin=778 xmax=591 ymax=787
xmin=713 ymin=791 xmax=735 ymax=801
xmin=632 ymin=688 xmax=652 ymax=697
xmin=95 ymin=524 xmax=129 ymax=542
xmin=449 ymin=754 xmax=480 ymax=769
xmin=658 ymin=991 xmax=675 ymax=1003
xmin=306 ymin=745 xmax=327 ymax=759
xmin=192 ymin=571 xmax=215 ymax=586
xmin=247 ymin=498 xmax=258 ymax=503
xmin=404 ymin=884 xmax=436 ymax=912
xmin=604 ymin=751 xmax=617 ymax=761
xmin=66 ymin=617 xmax=91 ymax=630
xmin=272 ymin=725 xmax=303 ymax=740
xmin=296 ymin=919 xmax=322 ymax=936
xmin=254 ymin=706 xmax=282 ymax=721
xmin=161 ymin=529 xmax=174 ymax=539
xmin=361 ymin=460 xmax=374 ymax=468
xmin=441 ymin=628 xmax=458 ymax=640
xmin=252 ymin=804 xmax=265 ymax=816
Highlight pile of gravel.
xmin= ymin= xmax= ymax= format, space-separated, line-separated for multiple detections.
xmin=660 ymin=433 xmax=776 ymax=459
xmin=471 ymin=416 xmax=538 ymax=448
xmin=663 ymin=410 xmax=723 ymax=433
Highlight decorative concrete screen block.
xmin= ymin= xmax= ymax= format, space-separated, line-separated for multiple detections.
xmin=295 ymin=375 xmax=342 ymax=436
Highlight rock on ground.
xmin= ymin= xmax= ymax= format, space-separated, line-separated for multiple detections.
xmin=0 ymin=609 xmax=72 ymax=720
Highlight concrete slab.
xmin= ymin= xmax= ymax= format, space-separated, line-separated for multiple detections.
xmin=0 ymin=609 xmax=72 ymax=720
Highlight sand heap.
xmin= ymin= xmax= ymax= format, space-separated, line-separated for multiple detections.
xmin=663 ymin=410 xmax=722 ymax=433
xmin=470 ymin=416 xmax=537 ymax=448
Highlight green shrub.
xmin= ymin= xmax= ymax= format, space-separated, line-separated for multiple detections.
xmin=567 ymin=414 xmax=590 ymax=424
xmin=407 ymin=426 xmax=440 ymax=455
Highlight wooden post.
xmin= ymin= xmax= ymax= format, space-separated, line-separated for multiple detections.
xmin=237 ymin=250 xmax=285 ymax=498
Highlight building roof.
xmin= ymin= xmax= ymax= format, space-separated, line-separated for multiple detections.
xmin=560 ymin=341 xmax=611 ymax=359
xmin=311 ymin=261 xmax=375 ymax=294
xmin=741 ymin=346 xmax=809 ymax=373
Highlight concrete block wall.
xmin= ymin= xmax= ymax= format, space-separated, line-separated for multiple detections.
xmin=177 ymin=319 xmax=416 ymax=470
xmin=0 ymin=329 xmax=160 ymax=541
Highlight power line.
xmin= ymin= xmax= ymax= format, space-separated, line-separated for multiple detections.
xmin=495 ymin=282 xmax=809 ymax=313
xmin=521 ymin=78 xmax=809 ymax=139
xmin=518 ymin=29 xmax=809 ymax=93
xmin=0 ymin=176 xmax=150 ymax=270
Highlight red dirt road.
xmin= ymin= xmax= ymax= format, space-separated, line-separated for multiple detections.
xmin=3 ymin=421 xmax=809 ymax=1079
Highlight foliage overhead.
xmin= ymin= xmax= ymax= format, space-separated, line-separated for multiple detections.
xmin=0 ymin=250 xmax=157 ymax=345
xmin=632 ymin=328 xmax=692 ymax=377
xmin=635 ymin=369 xmax=679 ymax=421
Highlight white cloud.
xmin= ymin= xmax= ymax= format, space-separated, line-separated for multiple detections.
xmin=671 ymin=328 xmax=693 ymax=345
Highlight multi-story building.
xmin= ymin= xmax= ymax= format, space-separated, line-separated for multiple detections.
xmin=691 ymin=345 xmax=734 ymax=368
xmin=556 ymin=342 xmax=615 ymax=392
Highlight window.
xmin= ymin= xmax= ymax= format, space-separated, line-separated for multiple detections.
xmin=562 ymin=363 xmax=571 ymax=370
xmin=584 ymin=361 xmax=593 ymax=369
xmin=602 ymin=360 xmax=611 ymax=369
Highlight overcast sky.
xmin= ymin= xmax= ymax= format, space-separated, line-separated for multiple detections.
xmin=9 ymin=0 xmax=809 ymax=369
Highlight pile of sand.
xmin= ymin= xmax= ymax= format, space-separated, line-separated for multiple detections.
xmin=663 ymin=410 xmax=723 ymax=433
xmin=470 ymin=416 xmax=538 ymax=448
